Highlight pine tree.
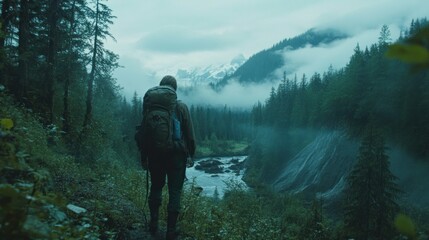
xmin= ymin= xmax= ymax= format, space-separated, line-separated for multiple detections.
xmin=83 ymin=0 xmax=117 ymax=127
xmin=344 ymin=128 xmax=400 ymax=240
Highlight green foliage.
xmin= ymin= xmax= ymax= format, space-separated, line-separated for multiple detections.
xmin=1 ymin=90 xmax=147 ymax=239
xmin=387 ymin=44 xmax=429 ymax=64
xmin=298 ymin=198 xmax=332 ymax=240
xmin=387 ymin=19 xmax=429 ymax=71
xmin=179 ymin=183 xmax=320 ymax=240
xmin=395 ymin=213 xmax=417 ymax=240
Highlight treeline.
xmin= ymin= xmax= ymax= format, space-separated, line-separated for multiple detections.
xmin=0 ymin=0 xmax=133 ymax=162
xmin=190 ymin=105 xmax=251 ymax=142
xmin=251 ymin=20 xmax=429 ymax=160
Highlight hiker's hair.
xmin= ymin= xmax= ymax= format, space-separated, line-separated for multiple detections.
xmin=160 ymin=75 xmax=177 ymax=91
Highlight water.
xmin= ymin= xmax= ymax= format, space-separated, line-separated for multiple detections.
xmin=184 ymin=156 xmax=248 ymax=198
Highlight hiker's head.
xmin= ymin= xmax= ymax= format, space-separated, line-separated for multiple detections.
xmin=160 ymin=75 xmax=177 ymax=91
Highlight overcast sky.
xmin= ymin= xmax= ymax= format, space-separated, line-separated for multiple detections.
xmin=105 ymin=0 xmax=428 ymax=107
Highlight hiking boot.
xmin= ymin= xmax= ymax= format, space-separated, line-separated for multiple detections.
xmin=149 ymin=218 xmax=158 ymax=235
xmin=165 ymin=211 xmax=179 ymax=240
xmin=149 ymin=205 xmax=159 ymax=235
xmin=165 ymin=230 xmax=179 ymax=240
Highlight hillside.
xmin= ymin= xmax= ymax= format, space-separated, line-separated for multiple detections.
xmin=213 ymin=28 xmax=348 ymax=89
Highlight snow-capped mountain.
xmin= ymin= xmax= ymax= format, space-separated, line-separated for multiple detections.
xmin=176 ymin=54 xmax=246 ymax=87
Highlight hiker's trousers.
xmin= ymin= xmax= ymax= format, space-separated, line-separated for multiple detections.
xmin=148 ymin=151 xmax=186 ymax=213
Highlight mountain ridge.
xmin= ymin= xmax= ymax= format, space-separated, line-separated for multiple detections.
xmin=213 ymin=28 xmax=348 ymax=89
xmin=177 ymin=27 xmax=349 ymax=100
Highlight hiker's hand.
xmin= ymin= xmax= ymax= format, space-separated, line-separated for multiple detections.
xmin=141 ymin=153 xmax=148 ymax=170
xmin=186 ymin=157 xmax=194 ymax=168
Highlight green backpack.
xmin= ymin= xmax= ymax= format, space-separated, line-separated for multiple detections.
xmin=137 ymin=85 xmax=181 ymax=153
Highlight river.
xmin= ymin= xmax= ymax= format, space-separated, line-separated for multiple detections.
xmin=184 ymin=156 xmax=248 ymax=198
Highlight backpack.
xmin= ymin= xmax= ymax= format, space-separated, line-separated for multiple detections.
xmin=136 ymin=85 xmax=182 ymax=153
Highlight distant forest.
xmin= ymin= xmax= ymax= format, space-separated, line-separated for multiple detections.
xmin=247 ymin=19 xmax=429 ymax=183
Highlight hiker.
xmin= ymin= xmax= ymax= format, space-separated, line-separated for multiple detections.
xmin=138 ymin=75 xmax=196 ymax=239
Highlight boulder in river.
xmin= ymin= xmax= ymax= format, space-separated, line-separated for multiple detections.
xmin=195 ymin=159 xmax=224 ymax=174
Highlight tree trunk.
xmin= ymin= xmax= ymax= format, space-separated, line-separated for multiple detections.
xmin=83 ymin=0 xmax=99 ymax=127
xmin=0 ymin=0 xmax=11 ymax=48
xmin=16 ymin=0 xmax=30 ymax=100
xmin=45 ymin=0 xmax=59 ymax=124
xmin=0 ymin=0 xmax=12 ymax=86
xmin=62 ymin=0 xmax=77 ymax=137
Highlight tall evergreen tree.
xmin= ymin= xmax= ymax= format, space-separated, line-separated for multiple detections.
xmin=83 ymin=0 xmax=117 ymax=127
xmin=16 ymin=0 xmax=30 ymax=100
xmin=45 ymin=0 xmax=60 ymax=124
xmin=343 ymin=128 xmax=400 ymax=240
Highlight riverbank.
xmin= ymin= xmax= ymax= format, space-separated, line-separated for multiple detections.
xmin=194 ymin=139 xmax=249 ymax=158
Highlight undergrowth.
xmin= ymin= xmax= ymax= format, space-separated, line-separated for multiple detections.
xmin=2 ymin=90 xmax=427 ymax=239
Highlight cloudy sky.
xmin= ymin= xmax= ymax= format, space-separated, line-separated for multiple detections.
xmin=105 ymin=0 xmax=428 ymax=107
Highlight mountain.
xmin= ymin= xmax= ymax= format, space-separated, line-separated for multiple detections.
xmin=213 ymin=28 xmax=348 ymax=89
xmin=176 ymin=54 xmax=246 ymax=87
xmin=177 ymin=28 xmax=348 ymax=93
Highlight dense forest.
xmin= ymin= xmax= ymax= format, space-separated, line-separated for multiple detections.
xmin=246 ymin=20 xmax=429 ymax=184
xmin=1 ymin=0 xmax=429 ymax=239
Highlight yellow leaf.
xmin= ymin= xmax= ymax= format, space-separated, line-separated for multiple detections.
xmin=387 ymin=44 xmax=429 ymax=64
xmin=394 ymin=213 xmax=417 ymax=239
xmin=0 ymin=118 xmax=14 ymax=130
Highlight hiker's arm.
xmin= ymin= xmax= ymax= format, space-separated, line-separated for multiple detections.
xmin=179 ymin=103 xmax=196 ymax=157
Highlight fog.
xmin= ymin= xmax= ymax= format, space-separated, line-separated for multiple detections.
xmin=277 ymin=27 xmax=397 ymax=79
xmin=179 ymin=79 xmax=275 ymax=109
xmin=389 ymin=148 xmax=429 ymax=207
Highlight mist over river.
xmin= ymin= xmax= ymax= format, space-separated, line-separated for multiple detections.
xmin=185 ymin=156 xmax=248 ymax=197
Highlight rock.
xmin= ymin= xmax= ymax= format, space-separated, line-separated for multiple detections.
xmin=230 ymin=158 xmax=240 ymax=164
xmin=195 ymin=159 xmax=224 ymax=174
xmin=44 ymin=204 xmax=67 ymax=222
xmin=272 ymin=131 xmax=358 ymax=201
xmin=67 ymin=204 xmax=87 ymax=215
xmin=22 ymin=215 xmax=50 ymax=238
xmin=228 ymin=159 xmax=246 ymax=172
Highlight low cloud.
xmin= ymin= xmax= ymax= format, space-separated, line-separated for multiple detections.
xmin=137 ymin=26 xmax=239 ymax=53
xmin=179 ymin=79 xmax=275 ymax=109
xmin=113 ymin=56 xmax=158 ymax=100
xmin=278 ymin=25 xmax=400 ymax=79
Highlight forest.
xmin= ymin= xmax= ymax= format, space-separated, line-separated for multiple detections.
xmin=247 ymin=20 xmax=429 ymax=182
xmin=1 ymin=0 xmax=428 ymax=239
